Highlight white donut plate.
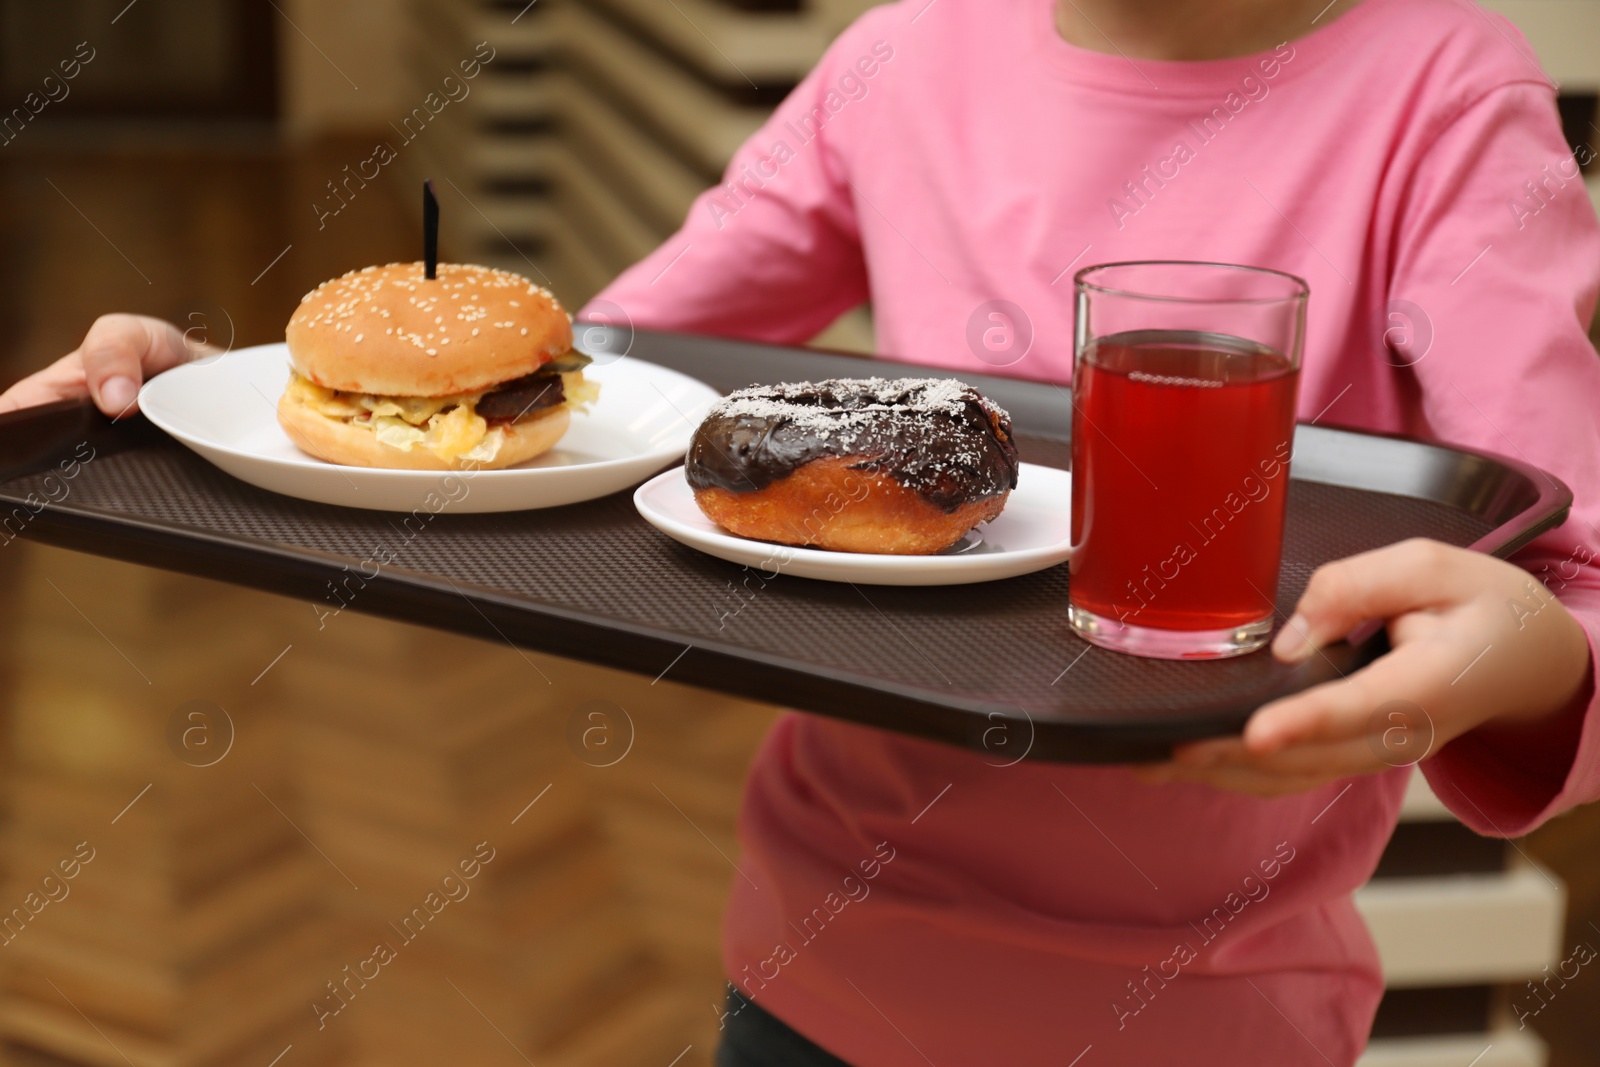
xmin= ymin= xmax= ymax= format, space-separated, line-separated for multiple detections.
xmin=633 ymin=463 xmax=1073 ymax=586
xmin=138 ymin=343 xmax=718 ymax=513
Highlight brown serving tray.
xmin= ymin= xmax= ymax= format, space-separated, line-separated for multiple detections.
xmin=0 ymin=329 xmax=1571 ymax=762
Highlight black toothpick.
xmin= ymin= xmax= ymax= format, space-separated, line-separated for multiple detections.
xmin=422 ymin=179 xmax=439 ymax=280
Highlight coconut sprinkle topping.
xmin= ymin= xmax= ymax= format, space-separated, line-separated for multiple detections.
xmin=689 ymin=377 xmax=1019 ymax=510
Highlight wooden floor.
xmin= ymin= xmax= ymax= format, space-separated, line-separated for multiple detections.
xmin=1 ymin=134 xmax=1599 ymax=1066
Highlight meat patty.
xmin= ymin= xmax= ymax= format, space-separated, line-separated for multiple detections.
xmin=476 ymin=371 xmax=566 ymax=423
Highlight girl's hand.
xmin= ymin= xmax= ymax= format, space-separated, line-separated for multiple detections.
xmin=0 ymin=314 xmax=205 ymax=418
xmin=1137 ymin=538 xmax=1594 ymax=796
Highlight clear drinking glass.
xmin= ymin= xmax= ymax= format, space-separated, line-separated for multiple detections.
xmin=1069 ymin=261 xmax=1309 ymax=659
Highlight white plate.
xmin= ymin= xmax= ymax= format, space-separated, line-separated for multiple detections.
xmin=633 ymin=463 xmax=1072 ymax=585
xmin=139 ymin=342 xmax=720 ymax=513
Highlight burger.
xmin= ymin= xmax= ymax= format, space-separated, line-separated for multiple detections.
xmin=277 ymin=262 xmax=596 ymax=470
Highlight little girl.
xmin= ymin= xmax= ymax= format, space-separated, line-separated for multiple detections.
xmin=7 ymin=1 xmax=1600 ymax=1064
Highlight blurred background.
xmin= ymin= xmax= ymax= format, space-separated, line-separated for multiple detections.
xmin=0 ymin=2 xmax=1598 ymax=1066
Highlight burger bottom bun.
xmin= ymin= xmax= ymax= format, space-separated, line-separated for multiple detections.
xmin=692 ymin=456 xmax=1009 ymax=555
xmin=276 ymin=390 xmax=571 ymax=471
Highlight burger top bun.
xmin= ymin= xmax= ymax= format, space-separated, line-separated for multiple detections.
xmin=285 ymin=262 xmax=573 ymax=397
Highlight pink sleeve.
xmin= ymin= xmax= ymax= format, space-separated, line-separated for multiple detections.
xmin=1399 ymin=82 xmax=1600 ymax=835
xmin=578 ymin=21 xmax=884 ymax=343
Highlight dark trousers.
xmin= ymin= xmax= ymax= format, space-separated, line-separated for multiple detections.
xmin=715 ymin=986 xmax=853 ymax=1067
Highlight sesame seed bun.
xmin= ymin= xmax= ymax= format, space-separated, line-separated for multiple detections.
xmin=276 ymin=387 xmax=571 ymax=471
xmin=285 ymin=262 xmax=572 ymax=397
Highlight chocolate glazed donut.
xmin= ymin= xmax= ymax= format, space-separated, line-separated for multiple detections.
xmin=686 ymin=378 xmax=1021 ymax=555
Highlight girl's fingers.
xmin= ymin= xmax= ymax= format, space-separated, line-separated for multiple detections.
xmin=78 ymin=315 xmax=194 ymax=417
xmin=1271 ymin=539 xmax=1470 ymax=662
xmin=1135 ymin=760 xmax=1350 ymax=797
xmin=1247 ymin=632 xmax=1462 ymax=753
xmin=1147 ymin=540 xmax=1589 ymax=800
xmin=1231 ymin=737 xmax=1387 ymax=777
xmin=1168 ymin=736 xmax=1248 ymax=766
xmin=1170 ymin=735 xmax=1387 ymax=777
xmin=0 ymin=352 xmax=88 ymax=414
xmin=1154 ymin=635 xmax=1463 ymax=794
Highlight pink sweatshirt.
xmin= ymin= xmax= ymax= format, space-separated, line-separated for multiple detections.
xmin=588 ymin=0 xmax=1600 ymax=1063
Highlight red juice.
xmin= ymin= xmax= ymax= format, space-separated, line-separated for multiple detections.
xmin=1069 ymin=330 xmax=1300 ymax=632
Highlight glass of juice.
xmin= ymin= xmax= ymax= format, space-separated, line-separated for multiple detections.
xmin=1069 ymin=261 xmax=1308 ymax=659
